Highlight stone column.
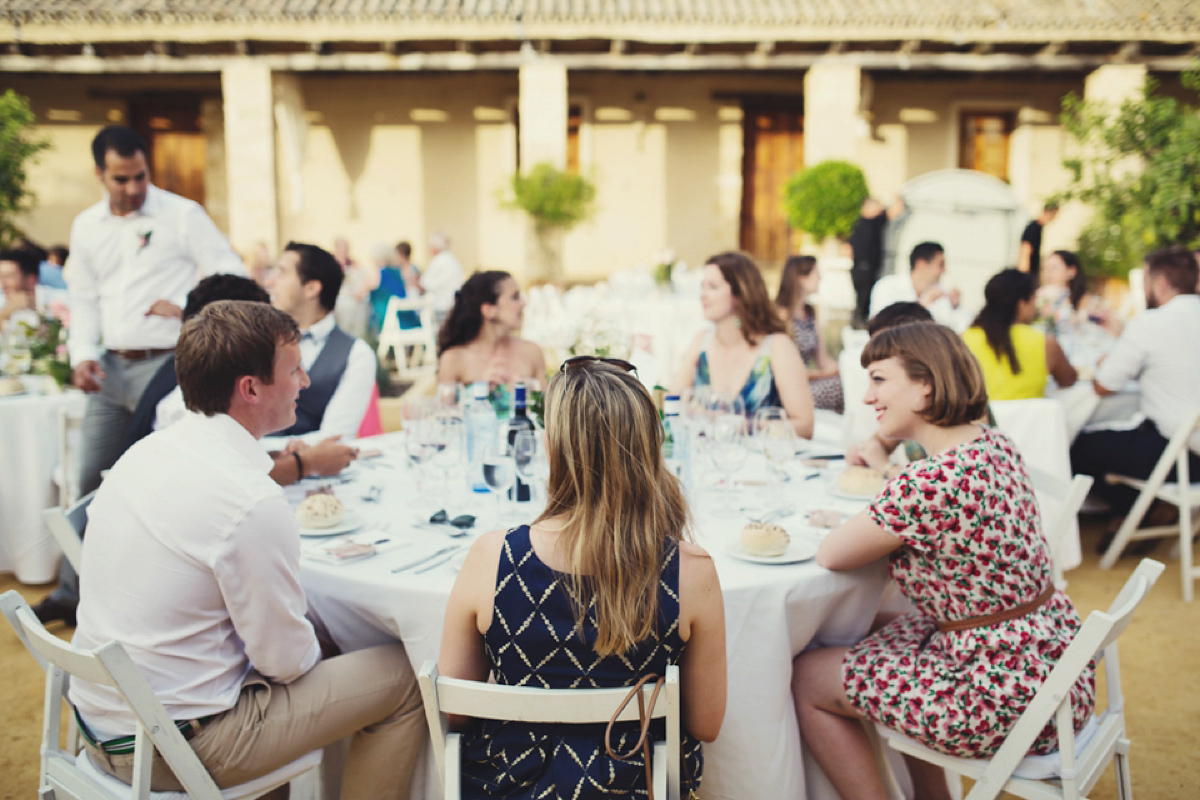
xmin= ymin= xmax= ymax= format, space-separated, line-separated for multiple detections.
xmin=221 ymin=61 xmax=279 ymax=256
xmin=803 ymin=59 xmax=867 ymax=166
xmin=518 ymin=59 xmax=568 ymax=170
xmin=1084 ymin=63 xmax=1147 ymax=106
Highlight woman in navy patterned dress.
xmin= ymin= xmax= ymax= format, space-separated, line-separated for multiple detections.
xmin=792 ymin=323 xmax=1093 ymax=800
xmin=440 ymin=358 xmax=727 ymax=799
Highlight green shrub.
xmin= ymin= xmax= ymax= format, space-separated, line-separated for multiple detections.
xmin=506 ymin=162 xmax=596 ymax=234
xmin=783 ymin=160 xmax=869 ymax=241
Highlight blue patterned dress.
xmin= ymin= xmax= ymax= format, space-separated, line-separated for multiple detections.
xmin=694 ymin=333 xmax=781 ymax=413
xmin=459 ymin=525 xmax=703 ymax=799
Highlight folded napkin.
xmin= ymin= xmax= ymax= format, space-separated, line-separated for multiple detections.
xmin=302 ymin=534 xmax=409 ymax=565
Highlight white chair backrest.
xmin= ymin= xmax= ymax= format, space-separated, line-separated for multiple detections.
xmin=377 ymin=294 xmax=438 ymax=378
xmin=43 ymin=490 xmax=94 ymax=573
xmin=1 ymin=590 xmax=227 ymax=800
xmin=418 ymin=661 xmax=681 ymax=800
xmin=963 ymin=559 xmax=1164 ymax=800
xmin=58 ymin=404 xmax=86 ymax=508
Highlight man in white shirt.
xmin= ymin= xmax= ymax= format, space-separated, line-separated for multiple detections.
xmin=35 ymin=126 xmax=246 ymax=627
xmin=868 ymin=241 xmax=966 ymax=330
xmin=1071 ymin=246 xmax=1200 ymax=523
xmin=262 ymin=242 xmax=377 ymax=446
xmin=418 ymin=230 xmax=464 ymax=325
xmin=71 ymin=300 xmax=424 ymax=797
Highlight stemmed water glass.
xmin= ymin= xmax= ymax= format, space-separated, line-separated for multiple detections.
xmin=513 ymin=430 xmax=550 ymax=507
xmin=753 ymin=406 xmax=794 ymax=483
xmin=481 ymin=437 xmax=517 ymax=524
xmin=708 ymin=414 xmax=748 ymax=510
xmin=428 ymin=417 xmax=465 ymax=493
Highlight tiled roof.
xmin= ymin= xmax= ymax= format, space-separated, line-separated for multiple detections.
xmin=2 ymin=0 xmax=1197 ymax=35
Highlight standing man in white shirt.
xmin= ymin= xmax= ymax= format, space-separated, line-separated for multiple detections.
xmin=34 ymin=126 xmax=245 ymax=627
xmin=868 ymin=241 xmax=966 ymax=330
xmin=71 ymin=300 xmax=424 ymax=796
xmin=262 ymin=242 xmax=377 ymax=445
xmin=418 ymin=230 xmax=464 ymax=326
xmin=1071 ymin=246 xmax=1200 ymax=531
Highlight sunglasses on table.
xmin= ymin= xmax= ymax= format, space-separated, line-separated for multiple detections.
xmin=559 ymin=356 xmax=638 ymax=376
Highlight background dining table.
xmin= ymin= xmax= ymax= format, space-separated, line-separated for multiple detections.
xmin=292 ymin=433 xmax=890 ymax=800
xmin=0 ymin=386 xmax=84 ymax=583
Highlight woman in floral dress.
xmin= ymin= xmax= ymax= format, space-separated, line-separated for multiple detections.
xmin=792 ymin=322 xmax=1095 ymax=800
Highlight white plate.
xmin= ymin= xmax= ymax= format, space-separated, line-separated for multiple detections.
xmin=725 ymin=538 xmax=819 ymax=565
xmin=298 ymin=511 xmax=365 ymax=538
xmin=825 ymin=486 xmax=878 ymax=502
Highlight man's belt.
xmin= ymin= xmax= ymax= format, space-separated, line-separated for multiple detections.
xmin=75 ymin=706 xmax=216 ymax=755
xmin=109 ymin=348 xmax=174 ymax=361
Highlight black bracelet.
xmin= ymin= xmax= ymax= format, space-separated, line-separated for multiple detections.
xmin=293 ymin=451 xmax=304 ymax=478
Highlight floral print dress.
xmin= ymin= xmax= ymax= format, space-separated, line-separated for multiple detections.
xmin=844 ymin=427 xmax=1095 ymax=757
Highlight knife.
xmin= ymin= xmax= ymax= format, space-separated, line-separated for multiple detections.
xmin=391 ymin=545 xmax=460 ymax=573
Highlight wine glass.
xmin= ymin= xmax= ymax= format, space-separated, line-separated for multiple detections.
xmin=429 ymin=417 xmax=465 ymax=491
xmin=708 ymin=413 xmax=748 ymax=496
xmin=435 ymin=382 xmax=462 ymax=410
xmin=754 ymin=407 xmax=795 ymax=484
xmin=513 ymin=430 xmax=550 ymax=506
xmin=481 ymin=437 xmax=517 ymax=524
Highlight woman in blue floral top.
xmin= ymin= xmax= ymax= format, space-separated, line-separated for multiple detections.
xmin=792 ymin=322 xmax=1094 ymax=800
xmin=671 ymin=251 xmax=814 ymax=438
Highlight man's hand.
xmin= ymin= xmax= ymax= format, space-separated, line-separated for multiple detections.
xmin=918 ymin=286 xmax=945 ymax=307
xmin=298 ymin=436 xmax=358 ymax=476
xmin=72 ymin=360 xmax=105 ymax=392
xmin=144 ymin=300 xmax=183 ymax=320
xmin=948 ymin=287 xmax=961 ymax=308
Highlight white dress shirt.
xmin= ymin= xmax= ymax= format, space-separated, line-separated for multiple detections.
xmin=70 ymin=412 xmax=321 ymax=738
xmin=1094 ymin=293 xmax=1200 ymax=453
xmin=868 ymin=273 xmax=967 ymax=331
xmin=421 ymin=249 xmax=464 ymax=314
xmin=67 ymin=185 xmax=245 ymax=365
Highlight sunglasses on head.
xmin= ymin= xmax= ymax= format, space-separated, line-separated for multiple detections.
xmin=559 ymin=355 xmax=638 ymax=375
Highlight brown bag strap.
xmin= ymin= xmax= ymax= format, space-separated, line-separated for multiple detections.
xmin=937 ymin=585 xmax=1055 ymax=633
xmin=605 ymin=673 xmax=665 ymax=800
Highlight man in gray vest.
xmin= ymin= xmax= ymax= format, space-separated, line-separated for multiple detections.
xmin=263 ymin=242 xmax=377 ymax=448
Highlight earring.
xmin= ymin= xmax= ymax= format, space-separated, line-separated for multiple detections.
xmin=733 ymin=316 xmax=742 ymax=329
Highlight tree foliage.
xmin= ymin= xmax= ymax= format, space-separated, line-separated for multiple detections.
xmin=0 ymin=90 xmax=50 ymax=247
xmin=783 ymin=160 xmax=869 ymax=241
xmin=506 ymin=162 xmax=596 ymax=234
xmin=1056 ymin=70 xmax=1200 ymax=279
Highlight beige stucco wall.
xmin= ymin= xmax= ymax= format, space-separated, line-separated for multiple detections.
xmin=5 ymin=67 xmax=1114 ymax=282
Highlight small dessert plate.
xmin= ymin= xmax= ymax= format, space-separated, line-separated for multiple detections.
xmin=725 ymin=538 xmax=818 ymax=565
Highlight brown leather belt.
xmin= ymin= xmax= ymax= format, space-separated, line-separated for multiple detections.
xmin=109 ymin=347 xmax=174 ymax=361
xmin=937 ymin=585 xmax=1055 ymax=633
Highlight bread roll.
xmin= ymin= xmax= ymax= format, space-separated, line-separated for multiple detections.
xmin=837 ymin=465 xmax=885 ymax=497
xmin=296 ymin=494 xmax=345 ymax=529
xmin=0 ymin=377 xmax=25 ymax=396
xmin=741 ymin=522 xmax=790 ymax=557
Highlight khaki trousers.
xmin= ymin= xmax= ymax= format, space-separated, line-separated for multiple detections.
xmin=85 ymin=644 xmax=425 ymax=800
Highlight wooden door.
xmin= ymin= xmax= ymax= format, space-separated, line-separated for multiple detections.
xmin=959 ymin=111 xmax=1015 ymax=183
xmin=128 ymin=96 xmax=206 ymax=205
xmin=740 ymin=106 xmax=804 ymax=264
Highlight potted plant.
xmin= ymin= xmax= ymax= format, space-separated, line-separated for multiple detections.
xmin=783 ymin=160 xmax=869 ymax=250
xmin=504 ymin=162 xmax=596 ymax=283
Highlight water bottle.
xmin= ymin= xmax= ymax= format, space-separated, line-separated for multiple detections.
xmin=662 ymin=394 xmax=692 ymax=495
xmin=506 ymin=383 xmax=535 ymax=503
xmin=465 ymin=381 xmax=496 ymax=493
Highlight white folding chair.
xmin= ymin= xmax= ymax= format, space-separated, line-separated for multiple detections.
xmin=377 ymin=295 xmax=438 ymax=381
xmin=1025 ymin=468 xmax=1094 ymax=590
xmin=54 ymin=403 xmax=86 ymax=508
xmin=0 ymin=590 xmax=320 ymax=800
xmin=418 ymin=661 xmax=681 ymax=800
xmin=1100 ymin=409 xmax=1200 ymax=600
xmin=878 ymin=558 xmax=1164 ymax=800
xmin=43 ymin=490 xmax=94 ymax=574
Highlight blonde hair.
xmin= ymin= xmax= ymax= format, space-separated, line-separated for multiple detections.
xmin=536 ymin=361 xmax=691 ymax=657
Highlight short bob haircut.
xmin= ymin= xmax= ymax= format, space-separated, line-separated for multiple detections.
xmin=861 ymin=321 xmax=989 ymax=427
xmin=177 ymin=300 xmax=301 ymax=416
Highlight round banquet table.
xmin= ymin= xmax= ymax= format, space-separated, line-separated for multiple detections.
xmin=294 ymin=433 xmax=889 ymax=800
xmin=0 ymin=387 xmax=86 ymax=583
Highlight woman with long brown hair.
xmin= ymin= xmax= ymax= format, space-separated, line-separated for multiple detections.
xmin=436 ymin=270 xmax=546 ymax=388
xmin=671 ymin=251 xmax=815 ymax=437
xmin=439 ymin=358 xmax=727 ymax=799
xmin=776 ymin=254 xmax=844 ymax=413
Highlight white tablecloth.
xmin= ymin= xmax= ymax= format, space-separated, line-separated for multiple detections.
xmin=297 ymin=435 xmax=889 ymax=800
xmin=0 ymin=389 xmax=85 ymax=582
